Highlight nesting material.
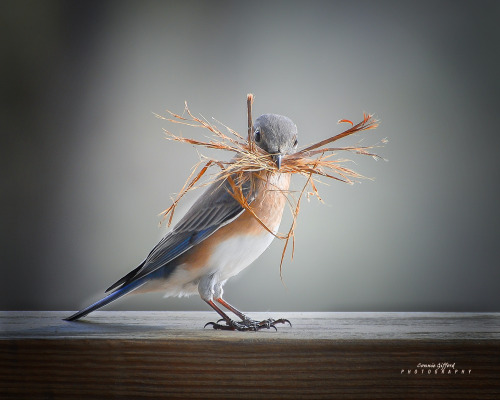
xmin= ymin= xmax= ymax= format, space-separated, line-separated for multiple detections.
xmin=155 ymin=95 xmax=384 ymax=274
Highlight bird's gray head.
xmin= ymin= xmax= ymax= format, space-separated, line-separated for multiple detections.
xmin=253 ymin=114 xmax=298 ymax=169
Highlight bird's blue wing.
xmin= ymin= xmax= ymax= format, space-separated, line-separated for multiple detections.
xmin=106 ymin=177 xmax=254 ymax=293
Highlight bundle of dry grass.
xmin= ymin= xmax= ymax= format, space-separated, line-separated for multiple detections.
xmin=155 ymin=94 xmax=384 ymax=274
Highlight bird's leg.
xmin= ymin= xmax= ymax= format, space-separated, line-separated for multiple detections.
xmin=204 ymin=297 xmax=291 ymax=331
xmin=216 ymin=297 xmax=249 ymax=321
xmin=203 ymin=299 xmax=235 ymax=330
xmin=204 ymin=299 xmax=257 ymax=331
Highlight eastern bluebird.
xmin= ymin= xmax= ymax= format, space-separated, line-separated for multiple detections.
xmin=65 ymin=114 xmax=298 ymax=330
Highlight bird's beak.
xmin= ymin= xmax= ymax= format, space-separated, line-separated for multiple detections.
xmin=272 ymin=154 xmax=282 ymax=170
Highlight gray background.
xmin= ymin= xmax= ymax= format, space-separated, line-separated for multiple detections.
xmin=2 ymin=0 xmax=499 ymax=313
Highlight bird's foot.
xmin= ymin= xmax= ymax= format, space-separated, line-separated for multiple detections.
xmin=204 ymin=317 xmax=291 ymax=331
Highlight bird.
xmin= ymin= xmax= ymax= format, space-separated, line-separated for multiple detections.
xmin=65 ymin=113 xmax=298 ymax=331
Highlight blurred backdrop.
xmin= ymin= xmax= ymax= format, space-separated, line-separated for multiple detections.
xmin=2 ymin=0 xmax=500 ymax=313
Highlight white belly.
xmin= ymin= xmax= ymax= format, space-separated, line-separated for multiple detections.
xmin=208 ymin=232 xmax=276 ymax=282
xmin=143 ymin=231 xmax=276 ymax=299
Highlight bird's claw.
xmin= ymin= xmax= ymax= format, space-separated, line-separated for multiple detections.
xmin=204 ymin=317 xmax=291 ymax=331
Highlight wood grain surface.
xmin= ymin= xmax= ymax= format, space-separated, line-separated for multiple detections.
xmin=1 ymin=312 xmax=499 ymax=399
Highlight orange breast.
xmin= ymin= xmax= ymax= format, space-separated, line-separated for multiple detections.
xmin=180 ymin=171 xmax=291 ymax=270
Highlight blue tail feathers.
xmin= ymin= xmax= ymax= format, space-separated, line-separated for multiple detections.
xmin=64 ymin=279 xmax=146 ymax=321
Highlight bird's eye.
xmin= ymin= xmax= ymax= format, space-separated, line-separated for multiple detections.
xmin=254 ymin=130 xmax=261 ymax=142
xmin=293 ymin=138 xmax=298 ymax=147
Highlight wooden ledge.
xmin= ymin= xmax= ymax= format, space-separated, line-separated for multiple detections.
xmin=1 ymin=312 xmax=499 ymax=399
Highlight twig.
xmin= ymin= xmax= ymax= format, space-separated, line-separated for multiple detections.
xmin=247 ymin=93 xmax=254 ymax=152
